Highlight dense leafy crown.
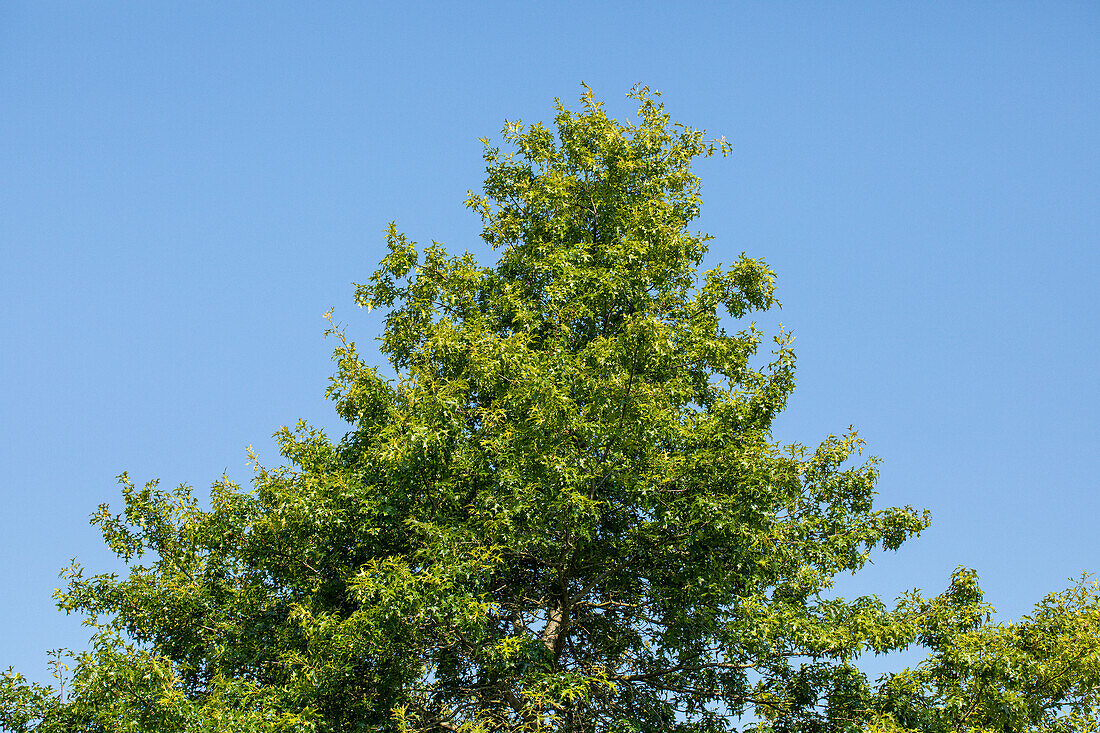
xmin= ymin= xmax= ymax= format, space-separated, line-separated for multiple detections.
xmin=3 ymin=87 xmax=1098 ymax=733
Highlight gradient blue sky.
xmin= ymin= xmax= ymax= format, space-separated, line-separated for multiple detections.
xmin=2 ymin=3 xmax=1097 ymax=684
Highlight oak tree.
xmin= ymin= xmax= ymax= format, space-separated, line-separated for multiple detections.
xmin=3 ymin=86 xmax=1097 ymax=733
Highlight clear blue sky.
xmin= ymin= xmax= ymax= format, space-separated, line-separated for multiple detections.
xmin=2 ymin=3 xmax=1097 ymax=684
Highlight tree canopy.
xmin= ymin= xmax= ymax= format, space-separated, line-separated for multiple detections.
xmin=3 ymin=86 xmax=1098 ymax=733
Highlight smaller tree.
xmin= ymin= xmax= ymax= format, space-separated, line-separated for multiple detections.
xmin=2 ymin=86 xmax=1098 ymax=733
xmin=871 ymin=575 xmax=1100 ymax=732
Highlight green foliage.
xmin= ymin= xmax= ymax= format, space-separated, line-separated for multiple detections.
xmin=871 ymin=574 xmax=1100 ymax=732
xmin=3 ymin=86 xmax=1097 ymax=732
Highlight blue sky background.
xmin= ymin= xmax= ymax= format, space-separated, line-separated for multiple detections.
xmin=2 ymin=2 xmax=1097 ymax=685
